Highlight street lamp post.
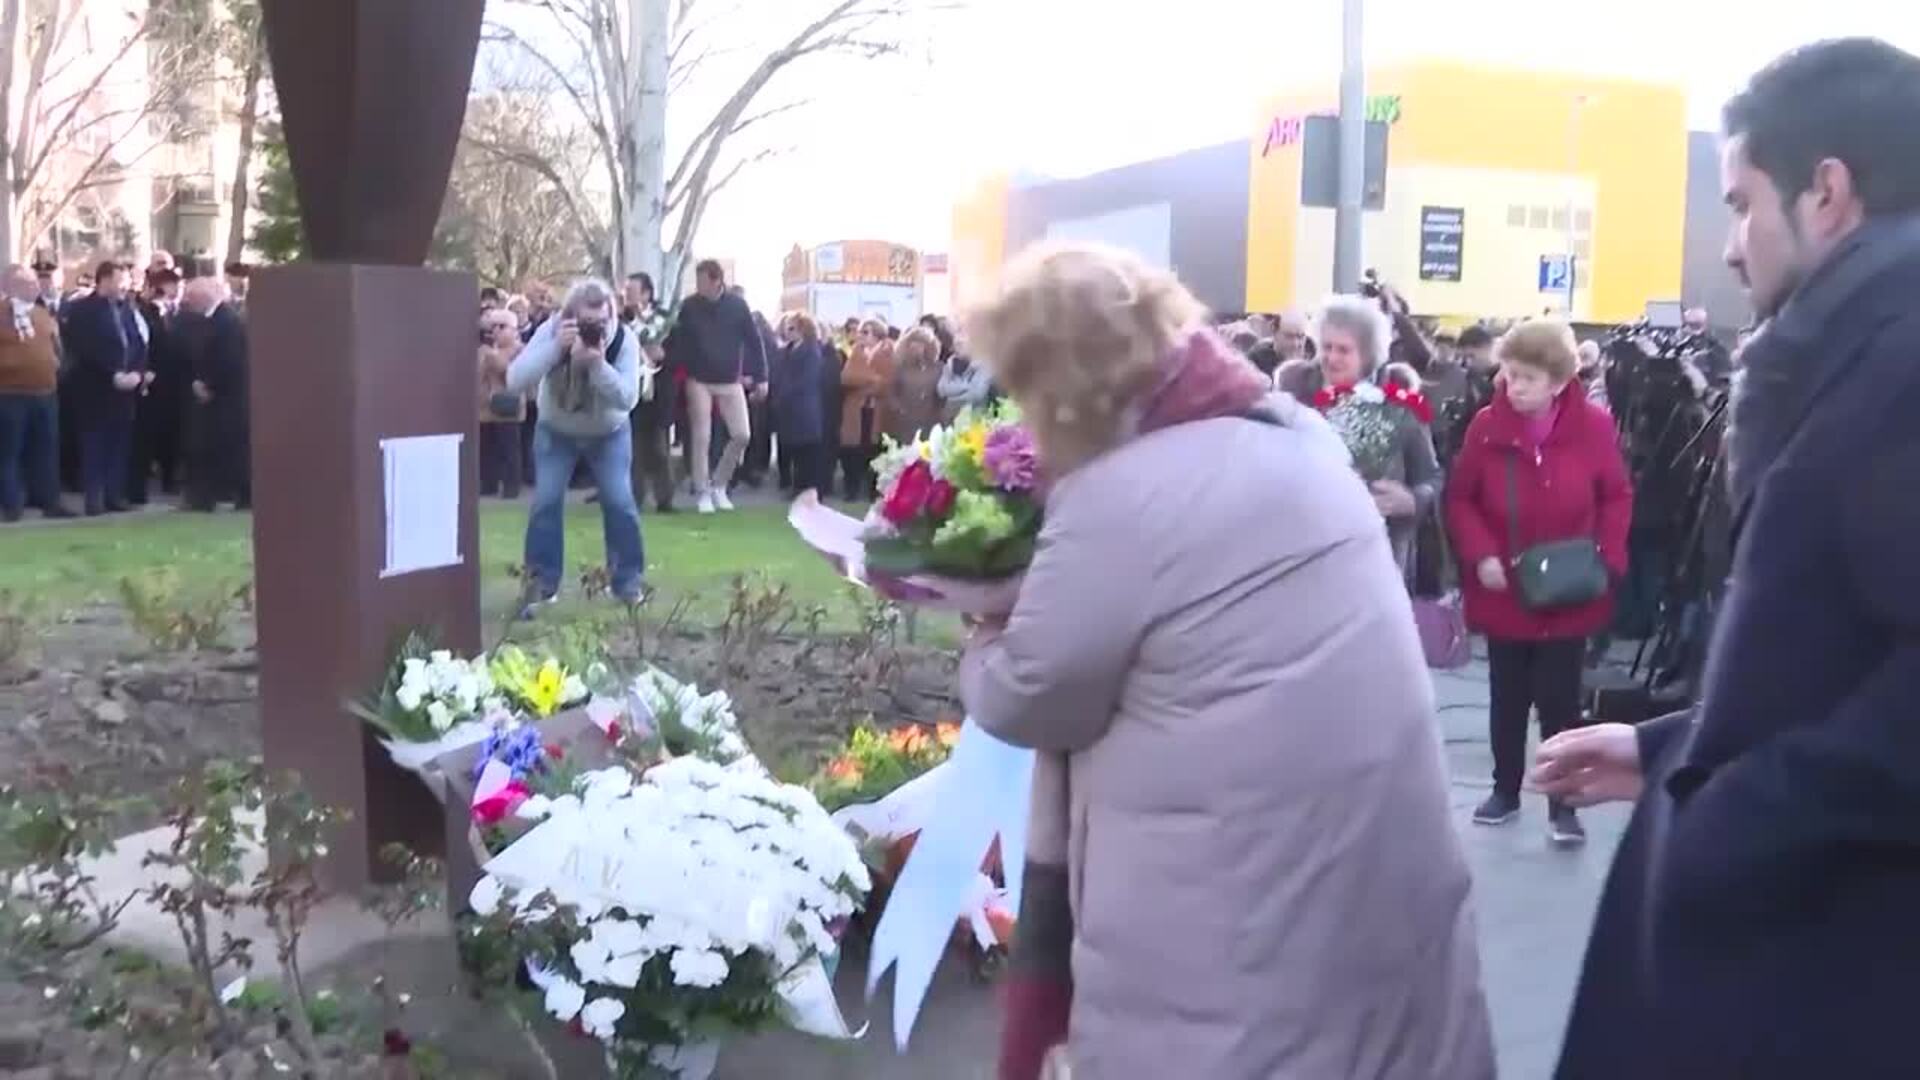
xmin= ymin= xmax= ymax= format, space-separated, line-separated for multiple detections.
xmin=1333 ymin=0 xmax=1365 ymax=294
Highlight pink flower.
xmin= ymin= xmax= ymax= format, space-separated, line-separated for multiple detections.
xmin=472 ymin=780 xmax=531 ymax=826
xmin=983 ymin=426 xmax=1038 ymax=492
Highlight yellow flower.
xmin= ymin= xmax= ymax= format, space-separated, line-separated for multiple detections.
xmin=917 ymin=439 xmax=934 ymax=462
xmin=528 ymin=660 xmax=565 ymax=716
xmin=959 ymin=423 xmax=988 ymax=466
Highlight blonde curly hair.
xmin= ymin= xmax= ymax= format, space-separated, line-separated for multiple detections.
xmin=967 ymin=243 xmax=1207 ymax=473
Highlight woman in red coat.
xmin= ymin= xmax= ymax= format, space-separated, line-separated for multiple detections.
xmin=1445 ymin=319 xmax=1632 ymax=847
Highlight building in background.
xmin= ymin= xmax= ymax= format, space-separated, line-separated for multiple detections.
xmin=1000 ymin=140 xmax=1251 ymax=316
xmin=15 ymin=0 xmax=262 ymax=275
xmin=954 ymin=60 xmax=1744 ymax=329
xmin=780 ymin=240 xmax=923 ymax=328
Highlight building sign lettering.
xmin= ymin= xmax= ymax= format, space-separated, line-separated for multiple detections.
xmin=1263 ymin=94 xmax=1402 ymax=157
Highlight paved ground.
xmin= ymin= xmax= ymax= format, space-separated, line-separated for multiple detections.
xmin=720 ymin=652 xmax=1629 ymax=1079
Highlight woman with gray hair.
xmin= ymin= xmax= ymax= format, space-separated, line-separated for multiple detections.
xmin=1312 ymin=294 xmax=1441 ymax=573
xmin=506 ymin=278 xmax=645 ymax=610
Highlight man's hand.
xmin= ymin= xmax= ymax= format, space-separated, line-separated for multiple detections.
xmin=1530 ymin=723 xmax=1644 ymax=806
xmin=750 ymin=381 xmax=770 ymax=403
xmin=1476 ymin=557 xmax=1508 ymax=592
xmin=192 ymin=380 xmax=212 ymax=404
xmin=112 ymin=371 xmax=141 ymax=392
xmin=1370 ymin=479 xmax=1417 ymax=519
xmin=556 ymin=318 xmax=579 ymax=353
xmin=140 ymin=370 xmax=155 ymax=387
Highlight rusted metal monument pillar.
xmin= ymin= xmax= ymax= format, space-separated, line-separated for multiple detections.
xmin=251 ymin=0 xmax=487 ymax=887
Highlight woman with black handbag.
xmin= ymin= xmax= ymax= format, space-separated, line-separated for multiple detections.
xmin=1445 ymin=319 xmax=1632 ymax=846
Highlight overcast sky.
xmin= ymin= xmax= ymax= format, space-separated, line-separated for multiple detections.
xmin=666 ymin=0 xmax=1920 ymax=304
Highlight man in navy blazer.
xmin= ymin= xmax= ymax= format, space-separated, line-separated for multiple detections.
xmin=1536 ymin=39 xmax=1920 ymax=1079
xmin=61 ymin=261 xmax=148 ymax=515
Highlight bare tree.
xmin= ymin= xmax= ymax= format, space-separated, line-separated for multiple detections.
xmin=222 ymin=0 xmax=267 ymax=267
xmin=490 ymin=0 xmax=934 ymax=293
xmin=437 ymin=90 xmax=606 ymax=286
xmin=0 ymin=0 xmax=208 ymax=261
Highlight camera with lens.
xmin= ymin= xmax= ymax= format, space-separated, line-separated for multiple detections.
xmin=577 ymin=320 xmax=606 ymax=349
xmin=1359 ymin=269 xmax=1383 ymax=300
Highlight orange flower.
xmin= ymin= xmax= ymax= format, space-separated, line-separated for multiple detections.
xmin=888 ymin=725 xmax=932 ymax=756
xmin=935 ymin=722 xmax=961 ymax=749
xmin=826 ymin=757 xmax=863 ymax=784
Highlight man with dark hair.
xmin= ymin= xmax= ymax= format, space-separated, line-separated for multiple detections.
xmin=62 ymin=261 xmax=148 ymax=514
xmin=222 ymin=261 xmax=251 ymax=311
xmin=622 ymin=272 xmax=676 ymax=512
xmin=128 ymin=267 xmax=185 ymax=504
xmin=674 ymin=259 xmax=766 ymax=514
xmin=1537 ymin=38 xmax=1920 ymax=1079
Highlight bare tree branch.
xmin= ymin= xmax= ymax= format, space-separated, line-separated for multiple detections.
xmin=19 ymin=11 xmax=154 ymax=196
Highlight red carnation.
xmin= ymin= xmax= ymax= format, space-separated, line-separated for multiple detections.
xmin=545 ymin=743 xmax=565 ymax=760
xmin=927 ymin=479 xmax=957 ymax=518
xmin=1386 ymin=384 xmax=1434 ymax=425
xmin=881 ymin=459 xmax=936 ymax=525
xmin=472 ymin=780 xmax=532 ymax=826
xmin=382 ymin=1028 xmax=412 ymax=1057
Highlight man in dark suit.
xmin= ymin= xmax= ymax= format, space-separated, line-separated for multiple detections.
xmin=178 ymin=277 xmax=250 ymax=510
xmin=1535 ymin=39 xmax=1920 ymax=1079
xmin=61 ymin=261 xmax=148 ymax=515
xmin=127 ymin=267 xmax=184 ymax=504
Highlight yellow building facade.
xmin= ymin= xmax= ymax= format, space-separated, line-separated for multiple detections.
xmin=1246 ymin=62 xmax=1688 ymax=323
xmin=952 ymin=62 xmax=1691 ymax=326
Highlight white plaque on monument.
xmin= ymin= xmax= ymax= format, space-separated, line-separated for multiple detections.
xmin=380 ymin=433 xmax=464 ymax=578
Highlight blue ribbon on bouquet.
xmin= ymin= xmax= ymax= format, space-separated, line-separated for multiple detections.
xmin=865 ymin=717 xmax=1033 ymax=1050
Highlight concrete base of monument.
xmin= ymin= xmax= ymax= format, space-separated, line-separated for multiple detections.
xmin=74 ymin=810 xmax=443 ymax=977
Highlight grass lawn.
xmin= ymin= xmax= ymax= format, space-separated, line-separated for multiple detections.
xmin=0 ymin=499 xmax=889 ymax=630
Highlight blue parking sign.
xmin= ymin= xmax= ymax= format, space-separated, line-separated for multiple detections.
xmin=1539 ymin=255 xmax=1574 ymax=293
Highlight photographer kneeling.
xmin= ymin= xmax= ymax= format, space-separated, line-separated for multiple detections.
xmin=507 ymin=279 xmax=646 ymax=610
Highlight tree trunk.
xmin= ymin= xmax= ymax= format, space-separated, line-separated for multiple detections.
xmin=625 ymin=0 xmax=669 ymax=285
xmin=0 ymin=0 xmax=23 ymax=261
xmin=224 ymin=34 xmax=264 ymax=267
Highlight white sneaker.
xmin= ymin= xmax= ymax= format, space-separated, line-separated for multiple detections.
xmin=712 ymin=488 xmax=735 ymax=512
xmin=697 ymin=492 xmax=716 ymax=515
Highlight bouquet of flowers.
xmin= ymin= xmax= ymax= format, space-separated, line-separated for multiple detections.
xmin=864 ymin=402 xmax=1042 ymax=579
xmin=490 ymin=646 xmax=591 ymax=718
xmin=467 ymin=757 xmax=870 ymax=1076
xmin=1311 ymin=379 xmax=1432 ymax=483
xmin=812 ymin=722 xmax=961 ymax=815
xmin=790 ymin=403 xmax=1041 ymax=613
xmin=626 ymin=668 xmax=750 ymax=764
xmin=351 ymin=634 xmax=509 ymax=772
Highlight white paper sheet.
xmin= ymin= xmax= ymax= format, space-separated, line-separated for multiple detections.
xmin=380 ymin=434 xmax=464 ymax=578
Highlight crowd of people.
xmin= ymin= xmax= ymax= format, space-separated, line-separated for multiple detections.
xmin=0 ymin=253 xmax=252 ymax=521
xmin=979 ymin=36 xmax=1920 ymax=1080
xmin=7 ymin=33 xmax=1918 ymax=1080
xmin=474 ymin=259 xmax=999 ymax=611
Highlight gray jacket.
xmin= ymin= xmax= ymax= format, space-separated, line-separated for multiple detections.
xmin=506 ymin=315 xmax=641 ymax=439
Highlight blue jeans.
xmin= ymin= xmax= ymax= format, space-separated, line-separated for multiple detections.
xmin=524 ymin=422 xmax=645 ymax=597
xmin=0 ymin=392 xmax=59 ymax=515
xmin=79 ymin=404 xmax=133 ymax=511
